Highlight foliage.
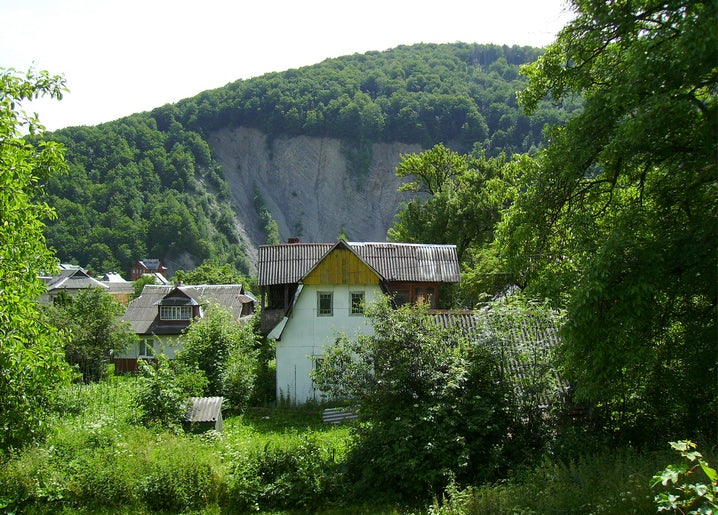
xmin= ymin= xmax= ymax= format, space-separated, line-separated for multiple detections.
xmin=473 ymin=295 xmax=567 ymax=461
xmin=499 ymin=0 xmax=718 ymax=442
xmin=138 ymin=437 xmax=219 ymax=512
xmin=177 ymin=303 xmax=259 ymax=409
xmin=221 ymin=435 xmax=341 ymax=512
xmin=388 ymin=143 xmax=519 ymax=306
xmin=132 ymin=355 xmax=207 ymax=428
xmin=429 ymin=446 xmax=666 ymax=514
xmin=2 ymin=375 xmax=697 ymax=514
xmin=177 ymin=43 xmax=562 ymax=151
xmin=312 ymin=297 xmax=513 ymax=499
xmin=131 ymin=274 xmax=156 ymax=298
xmin=41 ymin=43 xmax=577 ymax=276
xmin=0 ymin=67 xmax=73 ymax=452
xmin=44 ymin=287 xmax=135 ymax=383
xmin=173 ymin=260 xmax=250 ymax=286
xmin=44 ymin=116 xmax=251 ymax=277
xmin=651 ymin=440 xmax=718 ymax=514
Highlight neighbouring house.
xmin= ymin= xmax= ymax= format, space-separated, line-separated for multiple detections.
xmin=257 ymin=240 xmax=461 ymax=404
xmin=115 ymin=284 xmax=256 ymax=372
xmin=130 ymin=258 xmax=168 ymax=281
xmin=40 ymin=266 xmax=108 ymax=304
xmin=100 ymin=272 xmax=135 ymax=305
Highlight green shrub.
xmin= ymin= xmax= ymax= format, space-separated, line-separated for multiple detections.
xmin=651 ymin=440 xmax=718 ymax=513
xmin=429 ymin=447 xmax=665 ymax=514
xmin=221 ymin=435 xmax=340 ymax=511
xmin=132 ymin=355 xmax=207 ymax=429
xmin=138 ymin=458 xmax=215 ymax=512
xmin=314 ymin=298 xmax=514 ymax=500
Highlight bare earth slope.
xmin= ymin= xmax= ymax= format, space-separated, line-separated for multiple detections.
xmin=209 ymin=127 xmax=421 ymax=255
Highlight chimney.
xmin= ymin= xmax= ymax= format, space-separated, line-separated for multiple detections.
xmin=288 ymin=237 xmax=300 ymax=244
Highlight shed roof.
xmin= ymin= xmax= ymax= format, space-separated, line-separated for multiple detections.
xmin=185 ymin=396 xmax=223 ymax=423
xmin=258 ymin=242 xmax=460 ymax=286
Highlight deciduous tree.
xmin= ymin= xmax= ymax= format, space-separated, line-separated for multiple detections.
xmin=46 ymin=287 xmax=135 ymax=383
xmin=0 ymin=68 xmax=72 ymax=450
xmin=312 ymin=297 xmax=513 ymax=497
xmin=500 ymin=0 xmax=717 ymax=441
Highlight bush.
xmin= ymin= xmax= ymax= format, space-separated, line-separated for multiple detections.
xmin=138 ymin=437 xmax=218 ymax=512
xmin=429 ymin=447 xmax=666 ymax=513
xmin=221 ymin=436 xmax=340 ymax=511
xmin=132 ymin=355 xmax=207 ymax=429
xmin=313 ymin=298 xmax=514 ymax=500
xmin=177 ymin=303 xmax=259 ymax=409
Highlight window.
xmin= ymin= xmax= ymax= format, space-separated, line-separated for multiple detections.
xmin=159 ymin=305 xmax=193 ymax=320
xmin=139 ymin=339 xmax=154 ymax=357
xmin=351 ymin=291 xmax=365 ymax=315
xmin=317 ymin=292 xmax=333 ymax=316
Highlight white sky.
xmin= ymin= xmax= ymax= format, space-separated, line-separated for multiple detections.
xmin=1 ymin=0 xmax=573 ymax=132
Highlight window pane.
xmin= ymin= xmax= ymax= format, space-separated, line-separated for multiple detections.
xmin=160 ymin=305 xmax=193 ymax=320
xmin=351 ymin=292 xmax=365 ymax=314
xmin=318 ymin=292 xmax=333 ymax=316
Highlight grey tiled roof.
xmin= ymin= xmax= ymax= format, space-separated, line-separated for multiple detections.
xmin=44 ymin=268 xmax=108 ymax=291
xmin=122 ymin=284 xmax=252 ymax=334
xmin=257 ymin=241 xmax=460 ymax=286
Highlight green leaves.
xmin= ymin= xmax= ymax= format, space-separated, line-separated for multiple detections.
xmin=312 ymin=297 xmax=514 ymax=497
xmin=651 ymin=441 xmax=718 ymax=514
xmin=500 ymin=0 xmax=718 ymax=442
xmin=0 ymin=68 xmax=72 ymax=451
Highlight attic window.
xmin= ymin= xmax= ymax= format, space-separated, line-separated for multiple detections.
xmin=160 ymin=305 xmax=193 ymax=320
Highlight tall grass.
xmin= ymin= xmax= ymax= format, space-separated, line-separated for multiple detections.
xmin=428 ymin=447 xmax=679 ymax=514
xmin=0 ymin=376 xmax=698 ymax=513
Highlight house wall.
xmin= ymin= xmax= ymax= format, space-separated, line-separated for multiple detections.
xmin=113 ymin=335 xmax=183 ymax=372
xmin=275 ymin=282 xmax=381 ymax=404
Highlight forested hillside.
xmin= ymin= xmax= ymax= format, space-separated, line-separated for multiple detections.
xmin=43 ymin=43 xmax=577 ymax=277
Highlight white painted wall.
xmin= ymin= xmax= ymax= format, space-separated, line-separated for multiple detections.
xmin=275 ymin=283 xmax=381 ymax=404
xmin=114 ymin=335 xmax=182 ymax=360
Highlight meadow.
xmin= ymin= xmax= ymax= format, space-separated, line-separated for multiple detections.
xmin=1 ymin=375 xmax=699 ymax=514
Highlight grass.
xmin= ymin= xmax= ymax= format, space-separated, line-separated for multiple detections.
xmin=2 ymin=376 xmax=705 ymax=514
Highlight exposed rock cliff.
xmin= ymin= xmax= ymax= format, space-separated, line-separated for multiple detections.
xmin=209 ymin=127 xmax=422 ymax=265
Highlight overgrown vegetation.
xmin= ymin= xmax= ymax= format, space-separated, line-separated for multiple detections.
xmin=2 ymin=375 xmax=712 ymax=514
xmin=1 ymin=0 xmax=715 ymax=511
xmin=44 ymin=288 xmax=135 ymax=383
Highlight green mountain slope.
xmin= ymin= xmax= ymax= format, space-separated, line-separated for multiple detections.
xmin=43 ymin=42 xmax=577 ymax=278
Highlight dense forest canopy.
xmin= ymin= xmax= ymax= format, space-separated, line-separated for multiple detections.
xmin=41 ymin=43 xmax=577 ymax=277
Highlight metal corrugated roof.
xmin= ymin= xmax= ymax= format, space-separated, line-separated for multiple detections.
xmin=257 ymin=242 xmax=460 ymax=286
xmin=45 ymin=268 xmax=109 ymax=291
xmin=185 ymin=396 xmax=223 ymax=422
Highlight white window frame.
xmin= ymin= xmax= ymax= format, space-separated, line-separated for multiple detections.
xmin=317 ymin=291 xmax=333 ymax=316
xmin=139 ymin=338 xmax=155 ymax=357
xmin=159 ymin=305 xmax=193 ymax=320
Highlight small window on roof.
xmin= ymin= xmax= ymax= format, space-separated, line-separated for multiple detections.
xmin=160 ymin=305 xmax=193 ymax=320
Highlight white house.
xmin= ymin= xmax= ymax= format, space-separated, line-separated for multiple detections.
xmin=39 ymin=266 xmax=109 ymax=304
xmin=257 ymin=240 xmax=461 ymax=404
xmin=116 ymin=284 xmax=256 ymax=372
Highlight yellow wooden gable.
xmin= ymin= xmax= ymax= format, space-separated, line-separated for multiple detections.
xmin=303 ymin=247 xmax=380 ymax=285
